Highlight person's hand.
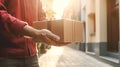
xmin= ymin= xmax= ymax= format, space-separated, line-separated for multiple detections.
xmin=46 ymin=34 xmax=70 ymax=46
xmin=41 ymin=29 xmax=71 ymax=46
xmin=32 ymin=29 xmax=70 ymax=46
xmin=32 ymin=29 xmax=59 ymax=44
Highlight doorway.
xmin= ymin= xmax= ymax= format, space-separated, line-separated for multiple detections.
xmin=107 ymin=0 xmax=119 ymax=52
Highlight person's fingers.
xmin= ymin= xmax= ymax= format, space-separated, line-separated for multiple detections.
xmin=41 ymin=35 xmax=53 ymax=45
xmin=32 ymin=34 xmax=52 ymax=45
xmin=46 ymin=33 xmax=60 ymax=41
xmin=46 ymin=30 xmax=60 ymax=41
xmin=41 ymin=29 xmax=60 ymax=41
xmin=41 ymin=34 xmax=70 ymax=46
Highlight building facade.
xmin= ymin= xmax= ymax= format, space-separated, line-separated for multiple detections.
xmin=81 ymin=0 xmax=120 ymax=64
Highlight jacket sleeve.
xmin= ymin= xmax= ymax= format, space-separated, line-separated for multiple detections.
xmin=0 ymin=10 xmax=27 ymax=36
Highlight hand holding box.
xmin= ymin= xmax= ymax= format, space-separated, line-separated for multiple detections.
xmin=32 ymin=19 xmax=83 ymax=42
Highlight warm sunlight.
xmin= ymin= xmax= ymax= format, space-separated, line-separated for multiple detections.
xmin=52 ymin=0 xmax=71 ymax=19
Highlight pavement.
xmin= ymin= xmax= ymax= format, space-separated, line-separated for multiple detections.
xmin=38 ymin=46 xmax=115 ymax=67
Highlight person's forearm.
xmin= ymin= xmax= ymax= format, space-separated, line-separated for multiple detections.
xmin=21 ymin=25 xmax=39 ymax=37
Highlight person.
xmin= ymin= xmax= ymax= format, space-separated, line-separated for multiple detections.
xmin=0 ymin=0 xmax=69 ymax=67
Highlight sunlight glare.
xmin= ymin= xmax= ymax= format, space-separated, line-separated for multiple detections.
xmin=52 ymin=0 xmax=71 ymax=19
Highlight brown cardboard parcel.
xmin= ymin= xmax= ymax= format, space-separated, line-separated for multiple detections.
xmin=32 ymin=19 xmax=83 ymax=42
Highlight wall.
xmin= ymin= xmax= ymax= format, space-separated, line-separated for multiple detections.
xmin=86 ymin=0 xmax=107 ymax=43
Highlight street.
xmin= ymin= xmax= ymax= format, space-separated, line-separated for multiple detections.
xmin=38 ymin=46 xmax=114 ymax=67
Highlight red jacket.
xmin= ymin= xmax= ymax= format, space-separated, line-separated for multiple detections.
xmin=0 ymin=0 xmax=46 ymax=58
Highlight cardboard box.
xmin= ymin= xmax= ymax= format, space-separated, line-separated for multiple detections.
xmin=73 ymin=20 xmax=83 ymax=42
xmin=32 ymin=20 xmax=48 ymax=29
xmin=49 ymin=19 xmax=73 ymax=42
xmin=32 ymin=19 xmax=83 ymax=42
